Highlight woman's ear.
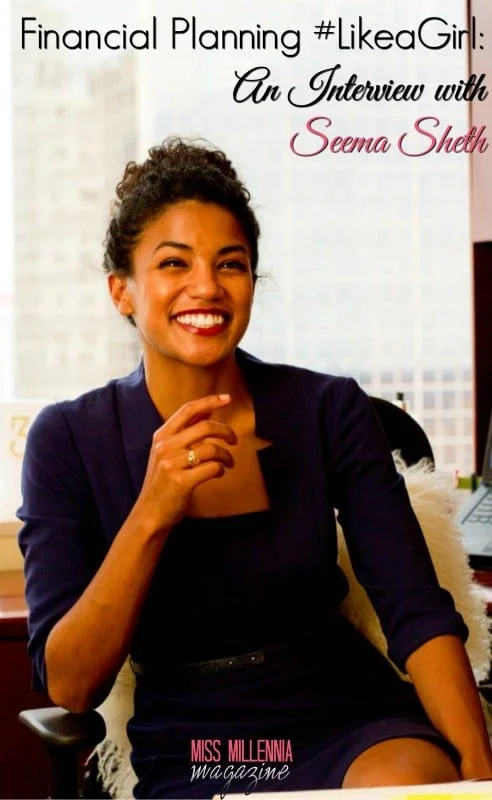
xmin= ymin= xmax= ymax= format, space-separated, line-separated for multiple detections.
xmin=108 ymin=273 xmax=134 ymax=317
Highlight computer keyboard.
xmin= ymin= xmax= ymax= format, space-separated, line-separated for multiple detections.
xmin=468 ymin=491 xmax=492 ymax=524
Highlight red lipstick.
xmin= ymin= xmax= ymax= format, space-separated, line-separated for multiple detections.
xmin=172 ymin=308 xmax=230 ymax=337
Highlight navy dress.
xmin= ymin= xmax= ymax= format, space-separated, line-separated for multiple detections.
xmin=128 ymin=510 xmax=459 ymax=799
xmin=17 ymin=352 xmax=468 ymax=799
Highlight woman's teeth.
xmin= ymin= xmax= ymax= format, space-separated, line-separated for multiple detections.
xmin=175 ymin=313 xmax=226 ymax=328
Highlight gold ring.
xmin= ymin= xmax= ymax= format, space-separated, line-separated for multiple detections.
xmin=187 ymin=449 xmax=200 ymax=468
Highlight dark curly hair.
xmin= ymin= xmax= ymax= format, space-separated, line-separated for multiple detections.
xmin=103 ymin=137 xmax=261 ymax=284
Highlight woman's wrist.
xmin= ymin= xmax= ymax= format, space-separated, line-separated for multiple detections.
xmin=459 ymin=743 xmax=492 ymax=780
xmin=126 ymin=500 xmax=174 ymax=542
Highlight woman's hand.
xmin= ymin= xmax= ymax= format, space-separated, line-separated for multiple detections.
xmin=133 ymin=393 xmax=237 ymax=533
xmin=459 ymin=749 xmax=492 ymax=781
xmin=406 ymin=635 xmax=492 ymax=784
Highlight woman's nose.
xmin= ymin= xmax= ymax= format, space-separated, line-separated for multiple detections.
xmin=187 ymin=264 xmax=223 ymax=299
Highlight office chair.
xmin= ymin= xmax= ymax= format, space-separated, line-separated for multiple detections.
xmin=19 ymin=398 xmax=487 ymax=798
xmin=369 ymin=396 xmax=434 ymax=469
xmin=18 ymin=707 xmax=107 ymax=798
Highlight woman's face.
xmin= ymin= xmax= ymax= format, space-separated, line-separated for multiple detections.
xmin=109 ymin=200 xmax=255 ymax=369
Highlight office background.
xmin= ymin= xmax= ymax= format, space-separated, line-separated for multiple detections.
xmin=1 ymin=0 xmax=491 ymax=473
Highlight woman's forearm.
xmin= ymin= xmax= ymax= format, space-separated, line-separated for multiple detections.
xmin=44 ymin=395 xmax=237 ymax=712
xmin=405 ymin=634 xmax=492 ymax=778
xmin=45 ymin=507 xmax=171 ymax=712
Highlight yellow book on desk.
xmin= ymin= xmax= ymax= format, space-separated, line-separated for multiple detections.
xmin=214 ymin=780 xmax=492 ymax=799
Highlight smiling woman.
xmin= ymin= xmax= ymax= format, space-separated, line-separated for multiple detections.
xmin=102 ymin=138 xmax=260 ymax=403
xmin=17 ymin=137 xmax=492 ymax=799
xmin=108 ymin=201 xmax=254 ymax=372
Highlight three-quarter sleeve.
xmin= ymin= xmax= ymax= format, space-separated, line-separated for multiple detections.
xmin=17 ymin=404 xmax=104 ymax=692
xmin=326 ymin=376 xmax=468 ymax=671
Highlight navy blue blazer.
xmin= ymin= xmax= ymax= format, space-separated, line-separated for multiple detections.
xmin=18 ymin=349 xmax=466 ymax=691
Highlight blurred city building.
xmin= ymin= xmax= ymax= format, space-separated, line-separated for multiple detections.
xmin=12 ymin=0 xmax=140 ymax=400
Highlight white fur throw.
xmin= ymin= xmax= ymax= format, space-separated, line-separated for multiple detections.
xmin=94 ymin=660 xmax=136 ymax=800
xmin=338 ymin=457 xmax=490 ymax=682
xmin=93 ymin=458 xmax=491 ymax=799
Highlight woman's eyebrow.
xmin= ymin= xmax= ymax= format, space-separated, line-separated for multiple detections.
xmin=217 ymin=245 xmax=249 ymax=256
xmin=152 ymin=240 xmax=191 ymax=255
xmin=152 ymin=242 xmax=249 ymax=256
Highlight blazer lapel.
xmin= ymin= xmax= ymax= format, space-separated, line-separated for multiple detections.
xmin=115 ymin=362 xmax=164 ymax=502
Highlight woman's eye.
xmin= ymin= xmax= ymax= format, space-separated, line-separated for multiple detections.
xmin=219 ymin=260 xmax=247 ymax=272
xmin=158 ymin=258 xmax=187 ymax=269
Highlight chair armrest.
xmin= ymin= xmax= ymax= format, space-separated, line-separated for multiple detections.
xmin=19 ymin=707 xmax=106 ymax=750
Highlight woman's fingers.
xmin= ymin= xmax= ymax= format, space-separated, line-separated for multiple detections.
xmin=182 ymin=442 xmax=235 ymax=470
xmin=163 ymin=394 xmax=232 ymax=435
xmin=182 ymin=459 xmax=228 ymax=486
xmin=178 ymin=419 xmax=238 ymax=449
xmin=154 ymin=394 xmax=237 ymax=448
xmin=138 ymin=394 xmax=237 ymax=529
xmin=138 ymin=395 xmax=237 ymax=530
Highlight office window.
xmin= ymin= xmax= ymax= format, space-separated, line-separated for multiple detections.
xmin=2 ymin=0 xmax=474 ymax=472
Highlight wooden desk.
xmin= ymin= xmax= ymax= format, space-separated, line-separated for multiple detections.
xmin=473 ymin=569 xmax=492 ymax=620
xmin=0 ymin=570 xmax=53 ymax=799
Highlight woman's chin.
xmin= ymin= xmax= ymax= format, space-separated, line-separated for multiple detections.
xmin=167 ymin=342 xmax=236 ymax=369
xmin=186 ymin=350 xmax=233 ymax=369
